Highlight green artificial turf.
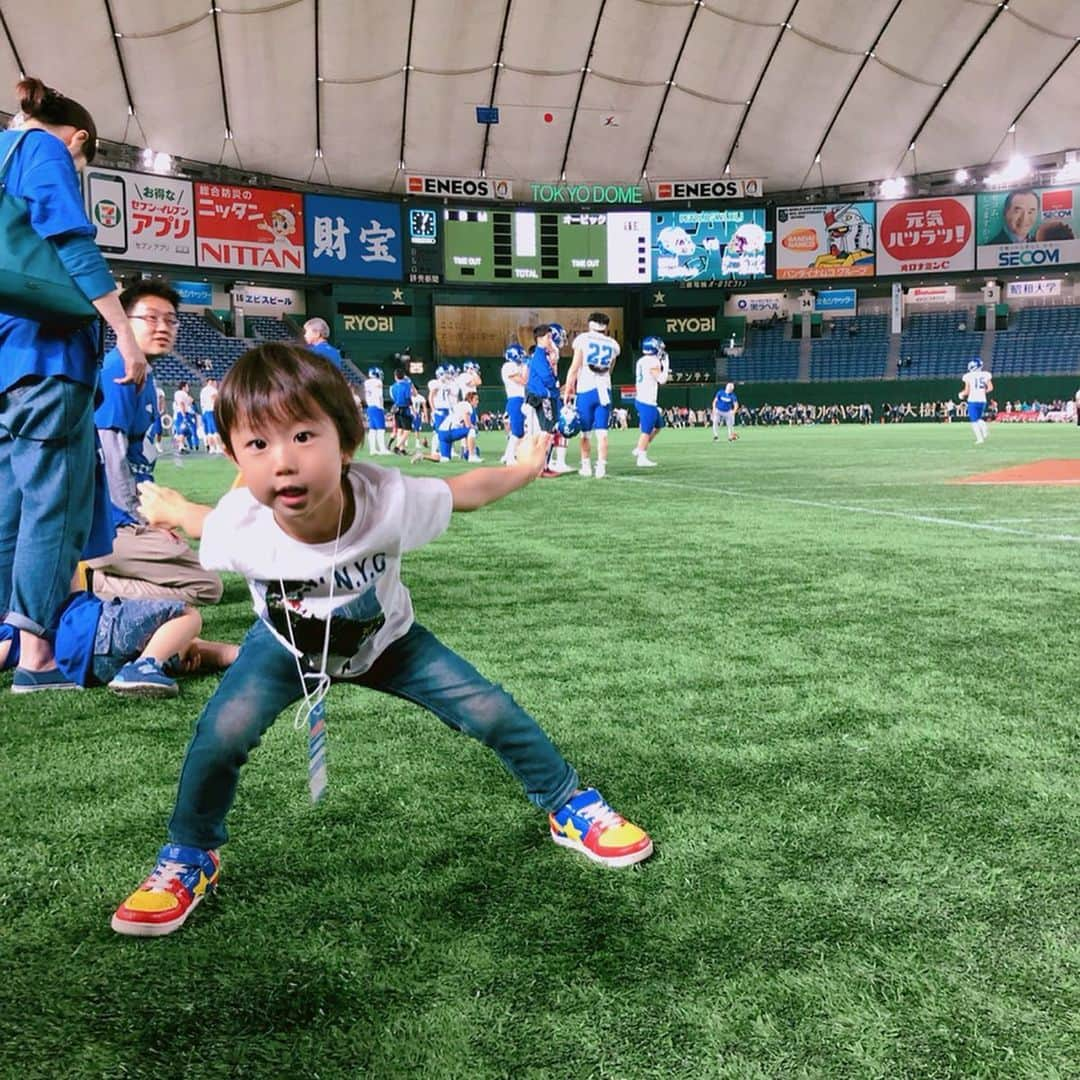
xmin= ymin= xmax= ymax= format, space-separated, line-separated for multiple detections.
xmin=1 ymin=423 xmax=1078 ymax=1078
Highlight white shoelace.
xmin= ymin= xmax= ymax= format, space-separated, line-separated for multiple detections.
xmin=577 ymin=799 xmax=623 ymax=832
xmin=144 ymin=858 xmax=187 ymax=890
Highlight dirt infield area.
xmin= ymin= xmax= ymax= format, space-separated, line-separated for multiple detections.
xmin=953 ymin=459 xmax=1080 ymax=485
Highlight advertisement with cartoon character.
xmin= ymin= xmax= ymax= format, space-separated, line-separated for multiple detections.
xmin=195 ymin=183 xmax=306 ymax=273
xmin=776 ymin=202 xmax=875 ymax=279
xmin=651 ymin=208 xmax=770 ymax=281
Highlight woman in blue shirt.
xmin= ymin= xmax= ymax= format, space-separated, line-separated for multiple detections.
xmin=0 ymin=77 xmax=147 ymax=692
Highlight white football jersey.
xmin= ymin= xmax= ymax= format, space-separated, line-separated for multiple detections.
xmin=363 ymin=377 xmax=384 ymax=409
xmin=199 ymin=385 xmax=217 ymax=412
xmin=963 ymin=369 xmax=991 ymax=403
xmin=430 ymin=378 xmax=457 ymax=412
xmin=635 ymin=353 xmax=668 ymax=406
xmin=572 ymin=330 xmax=620 ymax=393
xmin=439 ymin=399 xmax=473 ymax=431
xmin=173 ymin=389 xmax=193 ymax=414
xmin=501 ymin=360 xmax=526 ymax=399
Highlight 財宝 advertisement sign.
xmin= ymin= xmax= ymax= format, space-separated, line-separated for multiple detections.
xmin=304 ymin=194 xmax=403 ymax=280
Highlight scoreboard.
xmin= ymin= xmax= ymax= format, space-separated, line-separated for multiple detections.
xmin=443 ymin=209 xmax=651 ymax=284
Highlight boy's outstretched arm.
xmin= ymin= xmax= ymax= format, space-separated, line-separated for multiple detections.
xmin=137 ymin=481 xmax=213 ymax=538
xmin=444 ymin=434 xmax=551 ymax=511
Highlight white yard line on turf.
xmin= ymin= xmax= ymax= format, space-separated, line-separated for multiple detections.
xmin=616 ymin=475 xmax=1080 ymax=543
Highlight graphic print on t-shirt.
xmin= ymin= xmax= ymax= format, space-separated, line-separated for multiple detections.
xmin=263 ymin=578 xmax=386 ymax=674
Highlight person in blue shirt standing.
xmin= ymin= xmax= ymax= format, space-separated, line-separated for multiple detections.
xmin=389 ymin=368 xmax=414 ymax=455
xmin=525 ymin=324 xmax=568 ymax=477
xmin=712 ymin=382 xmax=740 ymax=442
xmin=87 ymin=280 xmax=223 ymax=606
xmin=302 ymin=317 xmax=343 ymax=370
xmin=0 ymin=76 xmax=148 ymax=693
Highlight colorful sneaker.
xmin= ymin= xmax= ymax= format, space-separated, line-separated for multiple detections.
xmin=549 ymin=788 xmax=653 ymax=868
xmin=108 ymin=657 xmax=178 ymax=698
xmin=112 ymin=844 xmax=220 ymax=937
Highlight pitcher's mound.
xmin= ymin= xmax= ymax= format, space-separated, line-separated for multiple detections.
xmin=953 ymin=459 xmax=1080 ymax=485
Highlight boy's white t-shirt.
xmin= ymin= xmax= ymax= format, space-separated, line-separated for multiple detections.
xmin=200 ymin=462 xmax=453 ymax=677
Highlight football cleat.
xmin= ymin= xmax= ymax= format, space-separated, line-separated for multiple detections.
xmin=550 ymin=788 xmax=653 ymax=868
xmin=111 ymin=844 xmax=220 ymax=937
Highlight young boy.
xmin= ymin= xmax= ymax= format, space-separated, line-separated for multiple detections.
xmin=0 ymin=590 xmax=237 ymax=697
xmin=112 ymin=344 xmax=652 ymax=937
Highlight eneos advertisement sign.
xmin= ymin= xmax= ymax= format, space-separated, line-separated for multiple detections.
xmin=876 ymin=195 xmax=975 ymax=275
xmin=976 ymin=186 xmax=1080 ymax=270
xmin=776 ymin=203 xmax=875 ymax=279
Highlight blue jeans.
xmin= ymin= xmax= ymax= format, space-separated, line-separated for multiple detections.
xmin=0 ymin=376 xmax=96 ymax=638
xmin=168 ymin=619 xmax=579 ymax=849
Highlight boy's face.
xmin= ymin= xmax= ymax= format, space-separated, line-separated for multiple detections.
xmin=227 ymin=410 xmax=351 ymax=544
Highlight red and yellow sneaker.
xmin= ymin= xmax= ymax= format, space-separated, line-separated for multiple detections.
xmin=549 ymin=788 xmax=653 ymax=868
xmin=111 ymin=844 xmax=220 ymax=937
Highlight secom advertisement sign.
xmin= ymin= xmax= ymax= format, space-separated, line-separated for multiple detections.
xmin=976 ymin=186 xmax=1080 ymax=270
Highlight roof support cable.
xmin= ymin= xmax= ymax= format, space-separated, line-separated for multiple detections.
xmin=640 ymin=0 xmax=703 ymax=180
xmin=558 ymin=0 xmax=607 ymax=183
xmin=800 ymin=0 xmax=903 ymax=191
xmin=478 ymin=0 xmax=513 ymax=177
xmin=719 ymin=0 xmax=799 ymax=176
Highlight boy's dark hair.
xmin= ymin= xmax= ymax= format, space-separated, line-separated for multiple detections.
xmin=217 ymin=343 xmax=364 ymax=456
xmin=119 ymin=280 xmax=181 ymax=313
xmin=533 ymin=324 xmax=551 ymax=341
xmin=588 ymin=312 xmax=610 ymax=327
xmin=394 ymin=368 xmax=406 ymax=380
xmin=16 ymin=77 xmax=98 ymax=163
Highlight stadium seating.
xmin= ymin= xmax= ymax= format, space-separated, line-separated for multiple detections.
xmin=896 ymin=310 xmax=978 ymax=379
xmin=992 ymin=305 xmax=1080 ymax=375
xmin=246 ymin=316 xmax=296 ymax=343
xmin=808 ymin=315 xmax=889 ymax=380
xmin=731 ymin=320 xmax=801 ymax=381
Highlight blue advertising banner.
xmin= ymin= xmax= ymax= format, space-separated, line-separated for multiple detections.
xmin=304 ymin=194 xmax=403 ymax=279
xmin=815 ymin=288 xmax=857 ymax=313
xmin=174 ymin=280 xmax=213 ymax=306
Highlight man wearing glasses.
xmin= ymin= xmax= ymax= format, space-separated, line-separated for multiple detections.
xmin=86 ymin=282 xmax=223 ymax=605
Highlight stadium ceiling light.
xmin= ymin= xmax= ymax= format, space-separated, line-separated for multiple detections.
xmin=954 ymin=167 xmax=969 ymax=182
xmin=879 ymin=176 xmax=907 ymax=199
xmin=152 ymin=152 xmax=173 ymax=174
xmin=140 ymin=147 xmax=154 ymax=168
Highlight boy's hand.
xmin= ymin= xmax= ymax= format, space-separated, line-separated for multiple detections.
xmin=515 ymin=434 xmax=552 ymax=477
xmin=137 ymin=481 xmax=189 ymax=528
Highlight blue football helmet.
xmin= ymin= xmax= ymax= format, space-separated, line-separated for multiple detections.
xmin=462 ymin=360 xmax=480 ymax=373
xmin=444 ymin=364 xmax=458 ymax=377
xmin=548 ymin=323 xmax=566 ymax=348
xmin=555 ymin=403 xmax=582 ymax=438
xmin=435 ymin=365 xmax=447 ymax=379
xmin=368 ymin=367 xmax=383 ymax=380
xmin=642 ymin=335 xmax=666 ymax=355
xmin=504 ymin=343 xmax=528 ymax=363
xmin=967 ymin=358 xmax=982 ymax=371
